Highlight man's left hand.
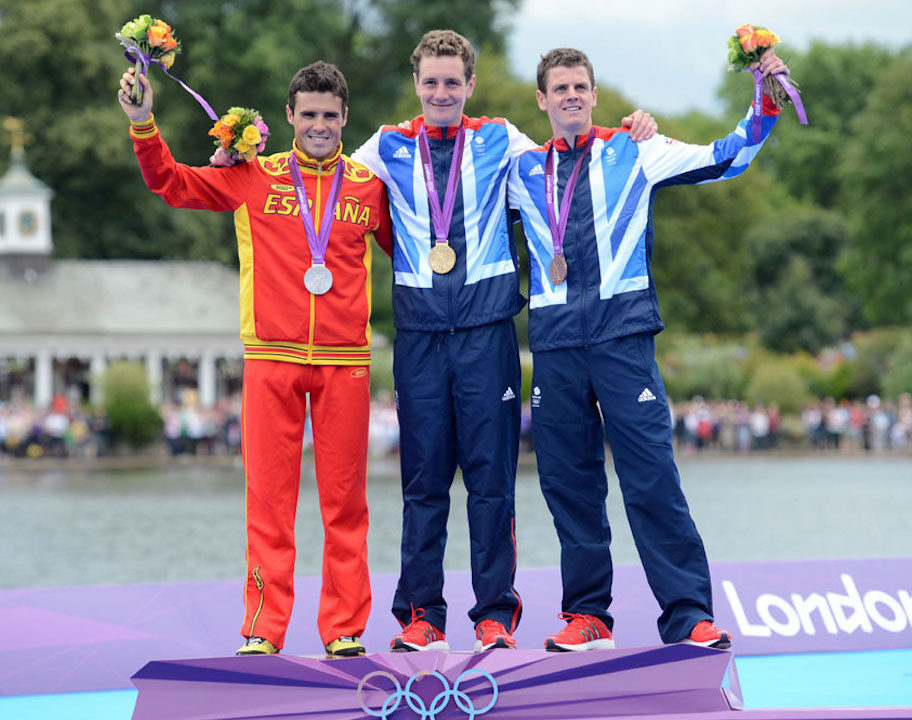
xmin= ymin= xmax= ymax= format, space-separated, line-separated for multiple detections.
xmin=622 ymin=109 xmax=658 ymax=142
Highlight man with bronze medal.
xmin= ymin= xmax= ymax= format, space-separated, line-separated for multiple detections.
xmin=119 ymin=62 xmax=392 ymax=658
xmin=508 ymin=46 xmax=790 ymax=651
xmin=353 ymin=31 xmax=657 ymax=653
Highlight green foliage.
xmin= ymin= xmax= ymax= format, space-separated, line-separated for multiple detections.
xmin=656 ymin=334 xmax=749 ymax=400
xmin=840 ymin=51 xmax=912 ymax=326
xmin=101 ymin=361 xmax=162 ymax=447
xmin=369 ymin=346 xmax=395 ymax=395
xmin=846 ymin=329 xmax=907 ymax=398
xmin=746 ymin=207 xmax=854 ymax=353
xmin=743 ymin=354 xmax=810 ymax=414
xmin=519 ymin=352 xmax=533 ymax=402
xmin=881 ymin=333 xmax=912 ymax=398
xmin=652 ymin=173 xmax=777 ymax=335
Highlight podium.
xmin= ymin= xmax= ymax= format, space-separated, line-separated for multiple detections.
xmin=131 ymin=644 xmax=742 ymax=719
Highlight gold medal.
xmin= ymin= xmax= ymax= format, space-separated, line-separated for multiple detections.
xmin=429 ymin=242 xmax=456 ymax=274
xmin=549 ymin=254 xmax=568 ymax=285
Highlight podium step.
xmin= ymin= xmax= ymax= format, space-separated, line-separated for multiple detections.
xmin=131 ymin=644 xmax=741 ymax=719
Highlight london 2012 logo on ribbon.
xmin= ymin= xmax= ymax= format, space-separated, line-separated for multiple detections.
xmin=357 ymin=668 xmax=498 ymax=719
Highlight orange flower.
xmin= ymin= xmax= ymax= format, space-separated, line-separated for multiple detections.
xmin=208 ymin=121 xmax=225 ymax=138
xmin=739 ymin=32 xmax=759 ymax=53
xmin=147 ymin=20 xmax=171 ymax=48
xmin=735 ymin=24 xmax=755 ymax=38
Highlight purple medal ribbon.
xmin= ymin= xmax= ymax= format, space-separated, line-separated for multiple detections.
xmin=544 ymin=128 xmax=596 ymax=259
xmin=123 ymin=43 xmax=218 ymax=121
xmin=287 ymin=151 xmax=345 ymax=267
xmin=417 ymin=124 xmax=466 ymax=247
xmin=750 ymin=69 xmax=808 ymax=142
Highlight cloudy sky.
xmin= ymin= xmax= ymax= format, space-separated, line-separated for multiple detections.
xmin=507 ymin=0 xmax=910 ymax=115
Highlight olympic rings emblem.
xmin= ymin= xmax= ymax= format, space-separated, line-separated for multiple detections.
xmin=356 ymin=668 xmax=498 ymax=720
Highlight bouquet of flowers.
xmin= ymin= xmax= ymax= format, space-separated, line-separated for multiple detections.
xmin=727 ymin=23 xmax=796 ymax=108
xmin=116 ymin=14 xmax=181 ymax=105
xmin=209 ymin=108 xmax=270 ymax=165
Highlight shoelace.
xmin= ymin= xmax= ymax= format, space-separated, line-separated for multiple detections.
xmin=402 ymin=606 xmax=427 ymax=631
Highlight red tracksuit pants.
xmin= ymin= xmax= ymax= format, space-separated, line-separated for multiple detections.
xmin=239 ymin=359 xmax=371 ymax=648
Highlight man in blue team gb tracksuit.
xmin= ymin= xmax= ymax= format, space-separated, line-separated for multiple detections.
xmin=352 ymin=31 xmax=656 ymax=653
xmin=508 ymin=46 xmax=790 ymax=651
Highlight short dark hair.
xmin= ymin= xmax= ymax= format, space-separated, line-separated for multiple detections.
xmin=411 ymin=29 xmax=476 ymax=80
xmin=536 ymin=48 xmax=595 ymax=93
xmin=288 ymin=61 xmax=348 ymax=110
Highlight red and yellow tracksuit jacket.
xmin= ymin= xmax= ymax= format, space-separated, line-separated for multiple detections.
xmin=130 ymin=116 xmax=393 ymax=365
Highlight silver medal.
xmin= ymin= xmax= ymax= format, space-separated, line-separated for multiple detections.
xmin=304 ymin=264 xmax=333 ymax=295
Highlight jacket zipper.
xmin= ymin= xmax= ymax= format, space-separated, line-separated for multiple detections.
xmin=569 ymin=138 xmax=589 ymax=345
xmin=306 ymin=159 xmax=323 ymax=363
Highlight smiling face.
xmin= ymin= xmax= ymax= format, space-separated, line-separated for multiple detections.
xmin=536 ymin=64 xmax=598 ymax=144
xmin=413 ymin=54 xmax=476 ymax=128
xmin=285 ymin=91 xmax=348 ymax=160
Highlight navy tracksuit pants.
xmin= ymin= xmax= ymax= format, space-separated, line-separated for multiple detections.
xmin=531 ymin=332 xmax=713 ymax=643
xmin=392 ymin=318 xmax=522 ymax=632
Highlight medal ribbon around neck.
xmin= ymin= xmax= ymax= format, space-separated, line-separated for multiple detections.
xmin=417 ymin=123 xmax=466 ymax=254
xmin=287 ymin=150 xmax=345 ymax=277
xmin=544 ymin=128 xmax=596 ymax=281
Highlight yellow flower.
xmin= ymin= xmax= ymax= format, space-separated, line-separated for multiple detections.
xmin=223 ymin=114 xmax=241 ymax=127
xmin=754 ymin=29 xmax=781 ymax=48
xmin=242 ymin=125 xmax=262 ymax=145
xmin=242 ymin=146 xmax=258 ymax=162
xmin=160 ymin=50 xmax=176 ymax=69
xmin=236 ymin=140 xmax=251 ymax=153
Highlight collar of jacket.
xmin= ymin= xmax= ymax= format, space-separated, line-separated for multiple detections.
xmin=546 ymin=131 xmax=598 ymax=153
xmin=418 ymin=115 xmax=468 ymax=140
xmin=292 ymin=141 xmax=343 ymax=173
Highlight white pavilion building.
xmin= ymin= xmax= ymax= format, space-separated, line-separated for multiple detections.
xmin=0 ymin=120 xmax=243 ymax=409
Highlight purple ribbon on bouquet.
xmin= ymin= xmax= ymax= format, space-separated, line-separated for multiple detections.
xmin=122 ymin=40 xmax=218 ymax=121
xmin=750 ymin=68 xmax=808 ymax=142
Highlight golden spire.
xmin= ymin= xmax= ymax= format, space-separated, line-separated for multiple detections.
xmin=3 ymin=117 xmax=31 ymax=158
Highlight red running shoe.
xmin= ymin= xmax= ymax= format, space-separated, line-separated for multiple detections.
xmin=682 ymin=620 xmax=732 ymax=649
xmin=545 ymin=612 xmax=615 ymax=652
xmin=390 ymin=608 xmax=449 ymax=652
xmin=473 ymin=619 xmax=517 ymax=652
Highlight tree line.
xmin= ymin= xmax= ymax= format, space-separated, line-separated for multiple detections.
xmin=1 ymin=0 xmax=910 ymax=357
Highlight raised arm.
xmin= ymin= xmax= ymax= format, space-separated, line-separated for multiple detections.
xmin=117 ymin=66 xmax=249 ymax=212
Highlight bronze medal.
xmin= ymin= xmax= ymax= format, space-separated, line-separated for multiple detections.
xmin=549 ymin=254 xmax=568 ymax=286
xmin=429 ymin=242 xmax=456 ymax=274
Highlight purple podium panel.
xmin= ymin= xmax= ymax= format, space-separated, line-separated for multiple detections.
xmin=131 ymin=645 xmax=740 ymax=720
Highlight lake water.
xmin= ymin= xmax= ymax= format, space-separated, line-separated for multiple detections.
xmin=1 ymin=454 xmax=910 ymax=590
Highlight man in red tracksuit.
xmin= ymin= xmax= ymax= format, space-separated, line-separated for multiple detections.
xmin=118 ymin=61 xmax=392 ymax=658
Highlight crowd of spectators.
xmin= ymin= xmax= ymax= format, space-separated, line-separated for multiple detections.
xmin=3 ymin=392 xmax=912 ymax=461
xmin=669 ymin=393 xmax=912 ymax=454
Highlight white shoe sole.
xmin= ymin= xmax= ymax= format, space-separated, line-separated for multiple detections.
xmin=391 ymin=640 xmax=450 ymax=652
xmin=546 ymin=638 xmax=615 ymax=651
xmin=681 ymin=637 xmax=731 ymax=649
xmin=473 ymin=639 xmax=517 ymax=653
